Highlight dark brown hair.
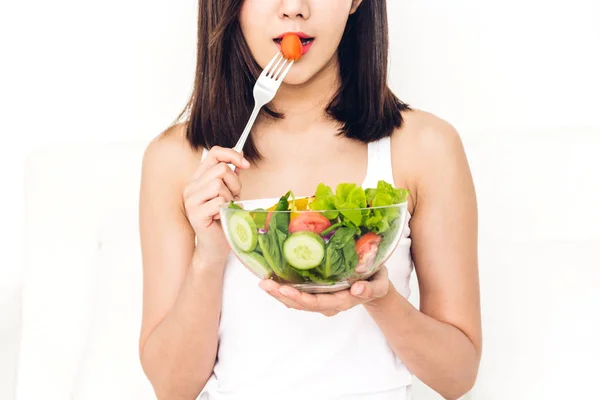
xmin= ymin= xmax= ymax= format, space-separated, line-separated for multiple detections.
xmin=177 ymin=0 xmax=410 ymax=161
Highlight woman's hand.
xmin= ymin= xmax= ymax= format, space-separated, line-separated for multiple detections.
xmin=259 ymin=266 xmax=391 ymax=317
xmin=183 ymin=146 xmax=250 ymax=265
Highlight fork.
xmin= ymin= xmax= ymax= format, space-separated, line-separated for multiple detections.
xmin=228 ymin=52 xmax=294 ymax=169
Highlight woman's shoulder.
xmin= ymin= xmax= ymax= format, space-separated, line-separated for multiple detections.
xmin=392 ymin=109 xmax=466 ymax=167
xmin=391 ymin=109 xmax=470 ymax=204
xmin=141 ymin=122 xmax=204 ymax=190
xmin=393 ymin=109 xmax=464 ymax=155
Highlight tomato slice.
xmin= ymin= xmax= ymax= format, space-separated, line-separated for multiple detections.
xmin=265 ymin=211 xmax=273 ymax=230
xmin=288 ymin=212 xmax=331 ymax=234
xmin=355 ymin=232 xmax=382 ymax=274
xmin=281 ymin=33 xmax=302 ymax=61
xmin=356 ymin=232 xmax=382 ymax=251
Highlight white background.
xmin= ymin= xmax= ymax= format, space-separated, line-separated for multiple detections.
xmin=1 ymin=0 xmax=600 ymax=399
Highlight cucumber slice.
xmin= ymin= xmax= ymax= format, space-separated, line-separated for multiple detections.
xmin=238 ymin=252 xmax=272 ymax=278
xmin=258 ymin=229 xmax=301 ymax=282
xmin=228 ymin=212 xmax=258 ymax=252
xmin=283 ymin=232 xmax=326 ymax=270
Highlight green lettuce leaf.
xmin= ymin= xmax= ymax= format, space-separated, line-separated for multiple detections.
xmin=366 ymin=180 xmax=410 ymax=206
xmin=318 ymin=244 xmax=343 ymax=279
xmin=258 ymin=213 xmax=299 ymax=282
xmin=316 ymin=227 xmax=357 ymax=279
xmin=364 ymin=209 xmax=390 ymax=234
xmin=295 ymin=268 xmax=336 ymax=284
xmin=308 ymin=180 xmax=408 ymax=235
xmin=346 ymin=185 xmax=368 ymax=208
xmin=228 ymin=201 xmax=243 ymax=210
xmin=362 ymin=180 xmax=410 ymax=233
xmin=376 ymin=216 xmax=402 ymax=264
xmin=309 ymin=183 xmax=339 ymax=219
xmin=334 ymin=183 xmax=368 ymax=227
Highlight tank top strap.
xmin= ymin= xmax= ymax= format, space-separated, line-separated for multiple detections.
xmin=362 ymin=136 xmax=395 ymax=189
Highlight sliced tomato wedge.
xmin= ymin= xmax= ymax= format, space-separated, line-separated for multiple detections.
xmin=355 ymin=232 xmax=382 ymax=274
xmin=264 ymin=211 xmax=273 ymax=231
xmin=288 ymin=212 xmax=331 ymax=234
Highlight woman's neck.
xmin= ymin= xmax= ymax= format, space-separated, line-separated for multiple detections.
xmin=266 ymin=56 xmax=340 ymax=133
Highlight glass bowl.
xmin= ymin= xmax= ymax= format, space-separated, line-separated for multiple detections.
xmin=219 ymin=197 xmax=408 ymax=294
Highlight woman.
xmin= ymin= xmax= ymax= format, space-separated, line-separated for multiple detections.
xmin=138 ymin=1 xmax=481 ymax=399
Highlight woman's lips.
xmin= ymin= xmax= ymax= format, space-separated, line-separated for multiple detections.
xmin=300 ymin=39 xmax=314 ymax=55
xmin=275 ymin=31 xmax=312 ymax=39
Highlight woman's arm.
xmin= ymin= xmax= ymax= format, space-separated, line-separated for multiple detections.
xmin=365 ymin=116 xmax=481 ymax=399
xmin=138 ymin=131 xmax=224 ymax=400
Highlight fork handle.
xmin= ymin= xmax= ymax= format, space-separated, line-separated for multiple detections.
xmin=228 ymin=104 xmax=262 ymax=170
xmin=234 ymin=104 xmax=261 ymax=152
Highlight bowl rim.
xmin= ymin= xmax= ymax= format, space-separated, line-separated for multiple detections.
xmin=220 ymin=199 xmax=408 ymax=213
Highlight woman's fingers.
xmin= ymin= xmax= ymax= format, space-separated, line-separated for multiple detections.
xmin=192 ymin=146 xmax=250 ymax=180
xmin=200 ymin=162 xmax=242 ymax=199
xmin=184 ymin=179 xmax=234 ymax=224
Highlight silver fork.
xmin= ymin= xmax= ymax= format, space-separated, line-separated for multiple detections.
xmin=228 ymin=52 xmax=294 ymax=168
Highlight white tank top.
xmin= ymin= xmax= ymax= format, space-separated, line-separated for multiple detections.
xmin=199 ymin=136 xmax=414 ymax=400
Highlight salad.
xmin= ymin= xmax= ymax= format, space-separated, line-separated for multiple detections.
xmin=225 ymin=180 xmax=409 ymax=285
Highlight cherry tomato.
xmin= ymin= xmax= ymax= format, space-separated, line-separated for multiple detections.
xmin=355 ymin=232 xmax=382 ymax=274
xmin=288 ymin=212 xmax=331 ymax=234
xmin=281 ymin=33 xmax=302 ymax=61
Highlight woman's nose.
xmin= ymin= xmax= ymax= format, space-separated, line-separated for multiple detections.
xmin=278 ymin=0 xmax=311 ymax=20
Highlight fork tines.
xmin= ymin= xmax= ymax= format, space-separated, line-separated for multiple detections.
xmin=263 ymin=53 xmax=294 ymax=81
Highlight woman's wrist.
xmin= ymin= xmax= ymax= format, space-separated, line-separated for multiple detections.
xmin=364 ymin=281 xmax=414 ymax=321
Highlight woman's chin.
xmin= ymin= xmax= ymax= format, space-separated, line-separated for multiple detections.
xmin=281 ymin=69 xmax=317 ymax=86
xmin=279 ymin=54 xmax=338 ymax=87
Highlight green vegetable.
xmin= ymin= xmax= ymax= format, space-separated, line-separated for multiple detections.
xmin=251 ymin=208 xmax=268 ymax=229
xmin=316 ymin=227 xmax=358 ymax=280
xmin=295 ymin=268 xmax=336 ymax=285
xmin=228 ymin=212 xmax=258 ymax=252
xmin=276 ymin=215 xmax=289 ymax=234
xmin=228 ymin=201 xmax=243 ymax=210
xmin=363 ymin=209 xmax=390 ymax=234
xmin=320 ymin=222 xmax=342 ymax=238
xmin=376 ymin=216 xmax=402 ymax=264
xmin=274 ymin=191 xmax=292 ymax=233
xmin=276 ymin=191 xmax=292 ymax=211
xmin=333 ymin=183 xmax=368 ymax=228
xmin=362 ymin=181 xmax=410 ymax=234
xmin=258 ymin=212 xmax=301 ymax=282
xmin=365 ymin=180 xmax=410 ymax=207
xmin=237 ymin=251 xmax=272 ymax=278
xmin=283 ymin=232 xmax=326 ymax=270
xmin=309 ymin=180 xmax=407 ymax=235
xmin=308 ymin=184 xmax=339 ymax=220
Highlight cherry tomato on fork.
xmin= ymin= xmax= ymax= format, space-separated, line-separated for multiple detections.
xmin=281 ymin=33 xmax=302 ymax=61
